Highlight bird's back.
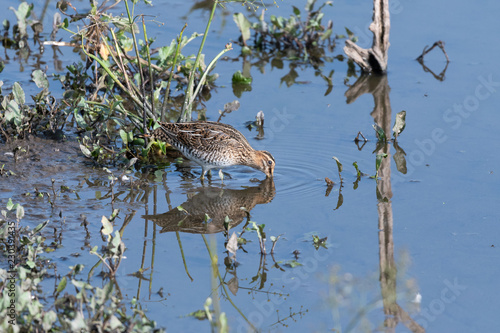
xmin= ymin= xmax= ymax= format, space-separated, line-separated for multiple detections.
xmin=153 ymin=121 xmax=254 ymax=166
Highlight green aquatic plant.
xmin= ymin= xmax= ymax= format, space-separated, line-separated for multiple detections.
xmin=0 ymin=200 xmax=164 ymax=332
xmin=0 ymin=70 xmax=67 ymax=139
xmin=231 ymin=0 xmax=344 ymax=94
xmin=233 ymin=0 xmax=335 ymax=61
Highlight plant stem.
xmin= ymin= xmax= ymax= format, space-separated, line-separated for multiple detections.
xmin=179 ymin=0 xmax=218 ymax=123
xmin=190 ymin=44 xmax=232 ymax=107
xmin=162 ymin=23 xmax=187 ymax=122
xmin=124 ymin=0 xmax=150 ymax=134
xmin=201 ymin=234 xmax=256 ymax=331
xmin=142 ymin=15 xmax=154 ymax=131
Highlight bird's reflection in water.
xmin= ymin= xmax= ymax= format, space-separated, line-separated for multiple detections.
xmin=143 ymin=178 xmax=275 ymax=234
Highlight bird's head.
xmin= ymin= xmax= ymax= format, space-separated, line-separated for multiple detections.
xmin=253 ymin=150 xmax=275 ymax=178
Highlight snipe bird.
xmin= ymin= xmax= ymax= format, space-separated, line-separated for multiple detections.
xmin=152 ymin=121 xmax=275 ymax=179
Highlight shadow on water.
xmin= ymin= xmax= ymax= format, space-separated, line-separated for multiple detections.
xmin=143 ymin=178 xmax=275 ymax=234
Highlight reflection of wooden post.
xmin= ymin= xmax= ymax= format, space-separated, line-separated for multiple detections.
xmin=344 ymin=0 xmax=390 ymax=73
xmin=346 ymin=75 xmax=424 ymax=332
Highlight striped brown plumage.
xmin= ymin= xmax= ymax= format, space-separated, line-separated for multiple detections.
xmin=152 ymin=121 xmax=275 ymax=179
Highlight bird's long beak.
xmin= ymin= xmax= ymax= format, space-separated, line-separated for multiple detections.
xmin=267 ymin=167 xmax=274 ymax=178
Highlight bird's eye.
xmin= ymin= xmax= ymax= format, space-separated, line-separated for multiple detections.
xmin=268 ymin=160 xmax=273 ymax=165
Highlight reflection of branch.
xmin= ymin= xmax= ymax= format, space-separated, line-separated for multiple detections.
xmin=417 ymin=57 xmax=449 ymax=81
xmin=372 ymin=77 xmax=424 ymax=333
xmin=270 ymin=306 xmax=308 ymax=328
xmin=347 ymin=69 xmax=423 ymax=332
xmin=416 ymin=41 xmax=450 ymax=81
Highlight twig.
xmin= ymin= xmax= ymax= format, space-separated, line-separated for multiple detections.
xmin=416 ymin=40 xmax=450 ymax=63
xmin=354 ymin=131 xmax=368 ymax=143
xmin=270 ymin=234 xmax=282 ymax=254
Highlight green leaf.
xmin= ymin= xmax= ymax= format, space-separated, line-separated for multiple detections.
xmin=56 ymin=276 xmax=67 ymax=294
xmin=353 ymin=161 xmax=361 ymax=177
xmin=305 ymin=0 xmax=315 ymax=12
xmin=79 ymin=144 xmax=91 ymax=158
xmin=392 ymin=110 xmax=407 ymax=139
xmin=292 ymin=6 xmax=301 ymax=16
xmin=6 ymin=100 xmax=21 ymax=126
xmin=74 ymin=109 xmax=87 ymax=129
xmin=101 ymin=216 xmax=113 ymax=236
xmin=232 ymin=70 xmax=252 ymax=84
xmin=375 ymin=153 xmax=388 ymax=177
xmin=9 ymin=3 xmax=33 ymax=37
xmin=33 ymin=220 xmax=49 ymax=234
xmin=332 ymin=156 xmax=343 ymax=173
xmin=119 ymin=129 xmax=128 ymax=145
xmin=132 ymin=138 xmax=145 ymax=146
xmin=6 ymin=198 xmax=15 ymax=210
xmin=345 ymin=27 xmax=354 ymax=39
xmin=233 ymin=13 xmax=252 ymax=44
xmin=32 ymin=69 xmax=49 ymax=89
xmin=16 ymin=204 xmax=24 ymax=219
xmin=284 ymin=259 xmax=302 ymax=268
xmin=373 ymin=123 xmax=386 ymax=142
xmin=186 ymin=309 xmax=207 ymax=320
xmin=111 ymin=230 xmax=122 ymax=249
xmin=176 ymin=205 xmax=188 ymax=214
xmin=312 ymin=235 xmax=328 ymax=249
xmin=42 ymin=310 xmax=57 ymax=331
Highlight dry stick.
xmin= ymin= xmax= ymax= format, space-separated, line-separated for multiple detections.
xmin=416 ymin=40 xmax=450 ymax=63
xmin=354 ymin=131 xmax=368 ymax=143
xmin=344 ymin=0 xmax=390 ymax=73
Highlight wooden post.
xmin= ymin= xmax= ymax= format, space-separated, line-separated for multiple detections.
xmin=344 ymin=0 xmax=390 ymax=74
